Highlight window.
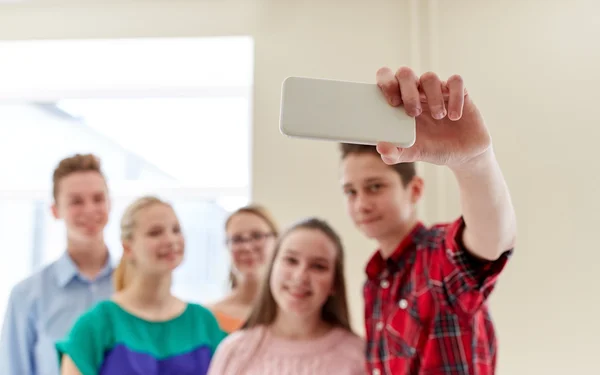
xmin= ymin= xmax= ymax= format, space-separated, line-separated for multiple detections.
xmin=0 ymin=37 xmax=253 ymax=321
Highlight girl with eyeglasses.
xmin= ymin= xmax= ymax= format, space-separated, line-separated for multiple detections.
xmin=209 ymin=205 xmax=279 ymax=333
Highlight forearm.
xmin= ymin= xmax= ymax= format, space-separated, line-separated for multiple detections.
xmin=450 ymin=147 xmax=517 ymax=260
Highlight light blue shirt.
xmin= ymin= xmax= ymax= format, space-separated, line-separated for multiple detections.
xmin=0 ymin=252 xmax=114 ymax=375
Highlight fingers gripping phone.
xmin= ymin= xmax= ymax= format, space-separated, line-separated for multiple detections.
xmin=279 ymin=76 xmax=416 ymax=147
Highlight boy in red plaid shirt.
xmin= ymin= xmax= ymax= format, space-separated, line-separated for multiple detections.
xmin=339 ymin=66 xmax=516 ymax=375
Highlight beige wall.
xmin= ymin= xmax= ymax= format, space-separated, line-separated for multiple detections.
xmin=1 ymin=0 xmax=598 ymax=373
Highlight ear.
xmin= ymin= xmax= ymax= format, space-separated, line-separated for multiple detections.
xmin=51 ymin=202 xmax=60 ymax=220
xmin=122 ymin=241 xmax=132 ymax=258
xmin=408 ymin=176 xmax=424 ymax=204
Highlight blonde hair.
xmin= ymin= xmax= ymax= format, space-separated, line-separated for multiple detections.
xmin=113 ymin=195 xmax=170 ymax=292
xmin=52 ymin=153 xmax=105 ymax=200
xmin=225 ymin=204 xmax=279 ymax=289
xmin=243 ymin=217 xmax=353 ymax=332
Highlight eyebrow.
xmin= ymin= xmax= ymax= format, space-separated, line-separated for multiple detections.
xmin=343 ymin=177 xmax=384 ymax=188
xmin=283 ymin=249 xmax=331 ymax=263
xmin=67 ymin=190 xmax=105 ymax=197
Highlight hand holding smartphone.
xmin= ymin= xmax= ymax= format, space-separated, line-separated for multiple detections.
xmin=279 ymin=76 xmax=416 ymax=148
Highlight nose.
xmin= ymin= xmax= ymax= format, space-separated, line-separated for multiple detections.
xmin=165 ymin=230 xmax=180 ymax=246
xmin=82 ymin=200 xmax=97 ymax=214
xmin=236 ymin=240 xmax=254 ymax=253
xmin=354 ymin=192 xmax=374 ymax=213
xmin=291 ymin=263 xmax=310 ymax=284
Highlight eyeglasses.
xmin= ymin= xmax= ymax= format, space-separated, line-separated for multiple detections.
xmin=226 ymin=232 xmax=275 ymax=247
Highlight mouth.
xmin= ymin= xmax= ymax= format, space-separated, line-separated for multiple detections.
xmin=75 ymin=218 xmax=104 ymax=230
xmin=358 ymin=217 xmax=382 ymax=225
xmin=284 ymin=286 xmax=312 ymax=299
xmin=235 ymin=254 xmax=259 ymax=266
xmin=158 ymin=250 xmax=183 ymax=260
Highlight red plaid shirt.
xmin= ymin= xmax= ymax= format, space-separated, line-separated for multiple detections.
xmin=364 ymin=217 xmax=512 ymax=375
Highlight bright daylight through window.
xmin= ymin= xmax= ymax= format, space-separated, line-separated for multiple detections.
xmin=0 ymin=36 xmax=254 ymax=320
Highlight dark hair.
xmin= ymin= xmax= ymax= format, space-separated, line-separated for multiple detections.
xmin=225 ymin=204 xmax=279 ymax=289
xmin=243 ymin=217 xmax=352 ymax=333
xmin=339 ymin=143 xmax=416 ymax=186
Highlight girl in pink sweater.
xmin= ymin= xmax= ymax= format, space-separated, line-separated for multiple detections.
xmin=207 ymin=217 xmax=366 ymax=375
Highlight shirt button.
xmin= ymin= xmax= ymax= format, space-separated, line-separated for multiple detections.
xmin=375 ymin=321 xmax=384 ymax=331
xmin=398 ymin=299 xmax=408 ymax=309
xmin=380 ymin=280 xmax=389 ymax=288
xmin=373 ymin=369 xmax=381 ymax=375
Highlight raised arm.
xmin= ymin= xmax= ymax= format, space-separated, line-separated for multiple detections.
xmin=450 ymin=147 xmax=516 ymax=260
xmin=374 ymin=66 xmax=517 ymax=260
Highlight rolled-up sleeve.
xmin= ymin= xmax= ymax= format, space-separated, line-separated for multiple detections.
xmin=436 ymin=217 xmax=513 ymax=315
xmin=0 ymin=283 xmax=37 ymax=375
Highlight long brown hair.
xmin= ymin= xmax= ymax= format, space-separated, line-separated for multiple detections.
xmin=225 ymin=204 xmax=279 ymax=289
xmin=243 ymin=217 xmax=353 ymax=332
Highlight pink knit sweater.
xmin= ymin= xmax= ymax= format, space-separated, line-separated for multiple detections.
xmin=207 ymin=325 xmax=366 ymax=375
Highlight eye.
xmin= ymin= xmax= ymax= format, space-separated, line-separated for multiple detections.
xmin=343 ymin=188 xmax=356 ymax=197
xmin=229 ymin=235 xmax=244 ymax=245
xmin=312 ymin=263 xmax=329 ymax=271
xmin=368 ymin=183 xmax=383 ymax=192
xmin=250 ymin=232 xmax=266 ymax=241
xmin=284 ymin=256 xmax=298 ymax=265
xmin=148 ymin=228 xmax=163 ymax=236
xmin=69 ymin=197 xmax=83 ymax=205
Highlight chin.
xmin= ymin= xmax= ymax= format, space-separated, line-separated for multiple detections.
xmin=74 ymin=229 xmax=104 ymax=241
xmin=358 ymin=225 xmax=387 ymax=240
xmin=237 ymin=265 xmax=261 ymax=277
xmin=279 ymin=302 xmax=309 ymax=315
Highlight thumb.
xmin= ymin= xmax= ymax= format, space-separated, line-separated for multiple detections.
xmin=376 ymin=142 xmax=413 ymax=164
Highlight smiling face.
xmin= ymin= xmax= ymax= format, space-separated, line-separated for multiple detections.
xmin=269 ymin=228 xmax=337 ymax=318
xmin=226 ymin=212 xmax=277 ymax=281
xmin=341 ymin=152 xmax=423 ymax=243
xmin=122 ymin=203 xmax=185 ymax=276
xmin=52 ymin=171 xmax=110 ymax=243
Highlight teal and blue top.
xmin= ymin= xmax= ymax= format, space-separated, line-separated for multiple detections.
xmin=55 ymin=300 xmax=226 ymax=375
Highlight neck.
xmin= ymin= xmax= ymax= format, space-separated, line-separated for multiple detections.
xmin=232 ymin=275 xmax=260 ymax=304
xmin=378 ymin=216 xmax=419 ymax=259
xmin=271 ymin=310 xmax=330 ymax=340
xmin=67 ymin=237 xmax=108 ymax=278
xmin=125 ymin=274 xmax=173 ymax=308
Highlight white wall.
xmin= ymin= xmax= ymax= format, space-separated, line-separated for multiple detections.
xmin=1 ymin=0 xmax=599 ymax=374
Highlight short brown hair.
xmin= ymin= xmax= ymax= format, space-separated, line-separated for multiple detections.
xmin=52 ymin=153 xmax=106 ymax=200
xmin=339 ymin=143 xmax=416 ymax=186
xmin=243 ymin=217 xmax=353 ymax=333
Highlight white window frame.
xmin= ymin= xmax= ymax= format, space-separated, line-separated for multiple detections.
xmin=0 ymin=36 xmax=254 ymax=308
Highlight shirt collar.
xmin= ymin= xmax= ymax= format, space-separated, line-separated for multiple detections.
xmin=54 ymin=250 xmax=116 ymax=288
xmin=365 ymin=221 xmax=425 ymax=280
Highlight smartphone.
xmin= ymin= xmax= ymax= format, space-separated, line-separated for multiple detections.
xmin=279 ymin=76 xmax=416 ymax=147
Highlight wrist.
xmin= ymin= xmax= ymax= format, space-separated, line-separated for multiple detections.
xmin=448 ymin=147 xmax=496 ymax=177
